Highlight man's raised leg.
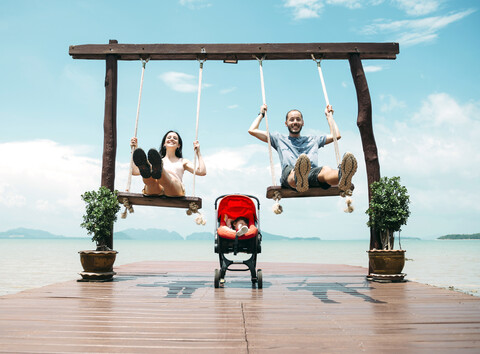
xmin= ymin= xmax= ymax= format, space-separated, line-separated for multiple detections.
xmin=338 ymin=152 xmax=357 ymax=192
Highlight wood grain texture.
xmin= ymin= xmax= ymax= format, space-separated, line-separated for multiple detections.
xmin=69 ymin=42 xmax=399 ymax=61
xmin=1 ymin=261 xmax=479 ymax=353
xmin=117 ymin=192 xmax=202 ymax=209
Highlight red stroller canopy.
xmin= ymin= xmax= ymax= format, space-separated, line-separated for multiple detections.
xmin=217 ymin=195 xmax=257 ymax=226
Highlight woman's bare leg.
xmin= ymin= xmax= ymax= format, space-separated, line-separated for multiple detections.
xmin=142 ymin=177 xmax=165 ymax=195
xmin=157 ymin=171 xmax=185 ymax=196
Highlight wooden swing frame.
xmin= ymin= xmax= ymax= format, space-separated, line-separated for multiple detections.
xmin=69 ymin=40 xmax=399 ymax=253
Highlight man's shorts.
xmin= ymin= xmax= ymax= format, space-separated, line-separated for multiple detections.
xmin=280 ymin=165 xmax=331 ymax=190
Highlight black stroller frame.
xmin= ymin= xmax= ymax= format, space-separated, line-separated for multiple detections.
xmin=214 ymin=194 xmax=263 ymax=288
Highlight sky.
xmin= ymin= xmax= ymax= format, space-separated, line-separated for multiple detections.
xmin=0 ymin=0 xmax=479 ymax=240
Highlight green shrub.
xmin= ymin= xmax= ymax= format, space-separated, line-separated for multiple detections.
xmin=81 ymin=186 xmax=120 ymax=250
xmin=366 ymin=176 xmax=410 ymax=250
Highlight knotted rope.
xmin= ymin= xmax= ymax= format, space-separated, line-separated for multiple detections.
xmin=122 ymin=58 xmax=149 ymax=219
xmin=312 ymin=55 xmax=353 ymax=213
xmin=186 ymin=57 xmax=206 ymax=224
xmin=257 ymin=56 xmax=283 ymax=215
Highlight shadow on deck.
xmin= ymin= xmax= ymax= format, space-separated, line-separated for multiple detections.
xmin=1 ymin=261 xmax=479 ymax=353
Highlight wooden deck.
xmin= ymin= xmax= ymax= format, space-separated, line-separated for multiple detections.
xmin=1 ymin=261 xmax=479 ymax=353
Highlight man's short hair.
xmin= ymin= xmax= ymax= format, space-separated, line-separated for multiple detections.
xmin=285 ymin=109 xmax=303 ymax=121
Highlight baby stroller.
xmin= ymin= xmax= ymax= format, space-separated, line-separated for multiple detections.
xmin=214 ymin=194 xmax=262 ymax=288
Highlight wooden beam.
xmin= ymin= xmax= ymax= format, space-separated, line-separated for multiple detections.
xmin=118 ymin=192 xmax=202 ymax=209
xmin=266 ymin=186 xmax=349 ymax=199
xmin=101 ymin=40 xmax=118 ymax=251
xmin=101 ymin=53 xmax=117 ymax=193
xmin=348 ymin=53 xmax=382 ymax=262
xmin=69 ymin=42 xmax=399 ymax=61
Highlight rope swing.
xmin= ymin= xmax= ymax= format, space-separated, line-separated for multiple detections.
xmin=312 ymin=55 xmax=354 ymax=213
xmin=186 ymin=58 xmax=207 ymax=225
xmin=122 ymin=58 xmax=149 ymax=219
xmin=256 ymin=56 xmax=283 ymax=215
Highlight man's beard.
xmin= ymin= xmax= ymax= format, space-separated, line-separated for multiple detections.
xmin=288 ymin=126 xmax=302 ymax=134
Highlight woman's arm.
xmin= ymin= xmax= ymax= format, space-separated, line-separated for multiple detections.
xmin=184 ymin=140 xmax=206 ymax=176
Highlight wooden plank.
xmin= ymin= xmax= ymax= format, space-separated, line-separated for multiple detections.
xmin=118 ymin=191 xmax=202 ymax=209
xmin=266 ymin=185 xmax=351 ymax=199
xmin=1 ymin=261 xmax=479 ymax=353
xmin=69 ymin=42 xmax=399 ymax=61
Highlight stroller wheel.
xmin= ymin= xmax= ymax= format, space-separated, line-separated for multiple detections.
xmin=257 ymin=269 xmax=263 ymax=289
xmin=214 ymin=269 xmax=221 ymax=288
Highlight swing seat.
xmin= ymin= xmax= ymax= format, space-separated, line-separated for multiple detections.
xmin=266 ymin=185 xmax=353 ymax=199
xmin=117 ymin=192 xmax=202 ymax=209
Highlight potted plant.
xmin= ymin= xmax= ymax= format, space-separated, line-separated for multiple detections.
xmin=366 ymin=176 xmax=410 ymax=281
xmin=78 ymin=186 xmax=121 ymax=281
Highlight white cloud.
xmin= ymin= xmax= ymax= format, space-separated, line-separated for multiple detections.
xmin=375 ymin=93 xmax=480 ymax=214
xmin=393 ymin=0 xmax=442 ymax=16
xmin=326 ymin=0 xmax=362 ymax=9
xmin=379 ymin=94 xmax=406 ymax=113
xmin=364 ymin=65 xmax=383 ymax=73
xmin=4 ymin=94 xmax=479 ymax=239
xmin=220 ymin=87 xmax=237 ymax=94
xmin=364 ymin=9 xmax=475 ymax=46
xmin=0 ymin=140 xmax=101 ymax=235
xmin=284 ymin=0 xmax=324 ymax=19
xmin=284 ymin=0 xmax=384 ymax=19
xmin=179 ymin=0 xmax=211 ymax=10
xmin=159 ymin=71 xmax=211 ymax=93
xmin=227 ymin=104 xmax=239 ymax=109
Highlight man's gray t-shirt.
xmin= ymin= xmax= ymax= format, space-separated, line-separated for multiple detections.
xmin=269 ymin=132 xmax=327 ymax=170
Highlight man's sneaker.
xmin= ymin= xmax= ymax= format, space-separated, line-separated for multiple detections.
xmin=147 ymin=149 xmax=163 ymax=179
xmin=294 ymin=153 xmax=311 ymax=193
xmin=236 ymin=225 xmax=249 ymax=237
xmin=338 ymin=152 xmax=357 ymax=192
xmin=132 ymin=148 xmax=151 ymax=179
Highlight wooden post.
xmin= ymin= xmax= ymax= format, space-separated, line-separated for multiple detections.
xmin=102 ymin=40 xmax=118 ymax=250
xmin=348 ymin=54 xmax=382 ymax=264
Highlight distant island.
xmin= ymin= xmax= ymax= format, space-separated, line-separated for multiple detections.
xmin=0 ymin=228 xmax=67 ymax=239
xmin=438 ymin=233 xmax=480 ymax=240
xmin=0 ymin=227 xmax=321 ymax=241
xmin=116 ymin=228 xmax=321 ymax=241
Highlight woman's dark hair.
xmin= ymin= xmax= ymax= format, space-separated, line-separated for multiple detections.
xmin=159 ymin=130 xmax=183 ymax=158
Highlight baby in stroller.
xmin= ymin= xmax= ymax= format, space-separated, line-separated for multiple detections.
xmin=214 ymin=194 xmax=263 ymax=288
xmin=221 ymin=216 xmax=250 ymax=237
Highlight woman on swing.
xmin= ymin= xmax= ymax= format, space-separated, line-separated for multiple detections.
xmin=130 ymin=131 xmax=206 ymax=196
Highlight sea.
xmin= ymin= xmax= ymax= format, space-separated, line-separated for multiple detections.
xmin=1 ymin=238 xmax=479 ymax=297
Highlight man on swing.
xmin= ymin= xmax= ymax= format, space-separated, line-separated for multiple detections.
xmin=248 ymin=104 xmax=357 ymax=193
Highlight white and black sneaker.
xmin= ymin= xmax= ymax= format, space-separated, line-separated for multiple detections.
xmin=132 ymin=148 xmax=151 ymax=179
xmin=294 ymin=154 xmax=311 ymax=193
xmin=338 ymin=152 xmax=357 ymax=192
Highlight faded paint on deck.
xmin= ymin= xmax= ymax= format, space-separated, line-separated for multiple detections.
xmin=0 ymin=261 xmax=479 ymax=353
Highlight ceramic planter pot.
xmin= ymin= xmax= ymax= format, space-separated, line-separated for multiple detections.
xmin=368 ymin=249 xmax=406 ymax=275
xmin=78 ymin=250 xmax=118 ymax=281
